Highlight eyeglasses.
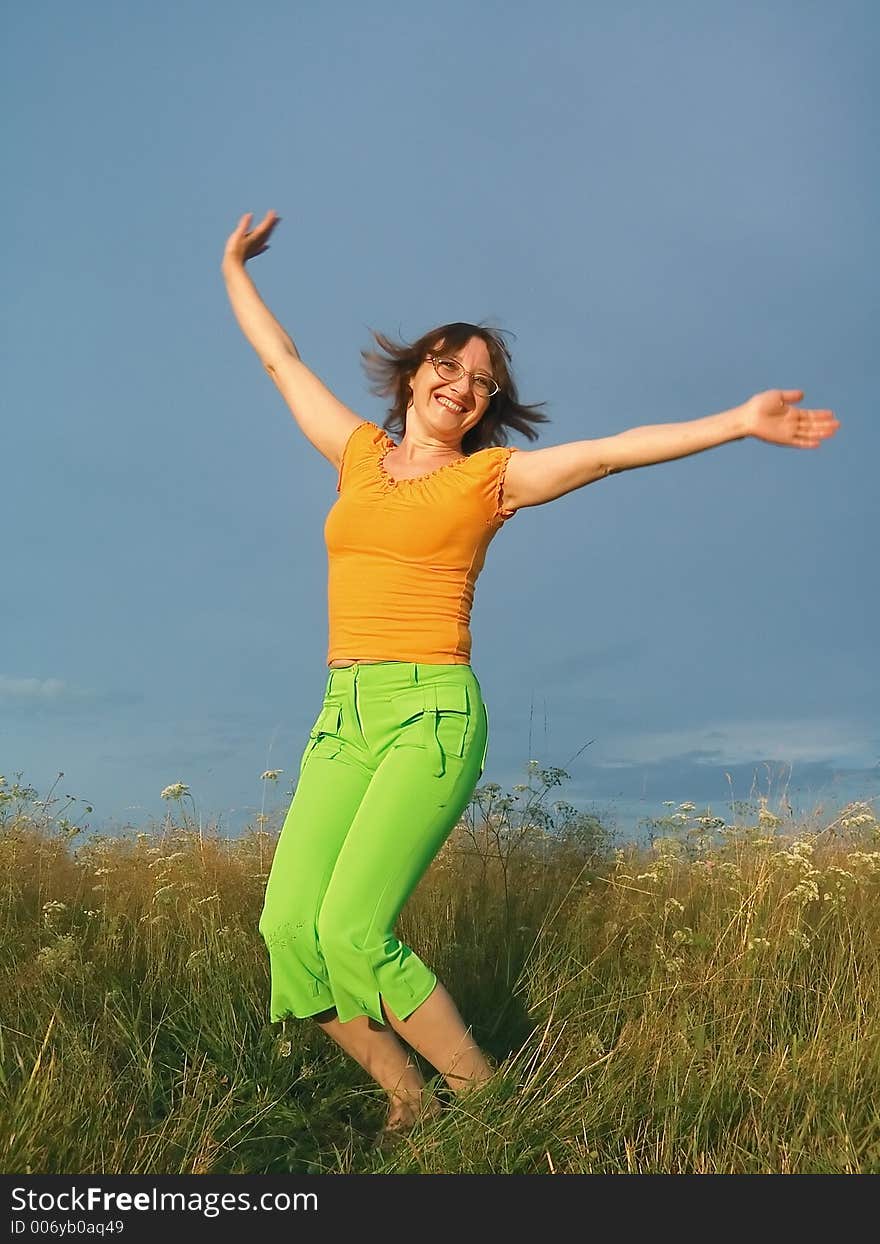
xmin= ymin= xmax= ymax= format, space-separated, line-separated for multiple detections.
xmin=426 ymin=355 xmax=500 ymax=399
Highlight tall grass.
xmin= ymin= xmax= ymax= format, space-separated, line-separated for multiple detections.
xmin=1 ymin=769 xmax=879 ymax=1173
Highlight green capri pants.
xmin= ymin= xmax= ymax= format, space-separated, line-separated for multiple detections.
xmin=259 ymin=660 xmax=490 ymax=1026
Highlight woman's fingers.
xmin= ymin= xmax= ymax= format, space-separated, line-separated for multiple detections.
xmin=799 ymin=409 xmax=837 ymax=426
xmin=812 ymin=411 xmax=839 ymax=436
xmin=793 ymin=409 xmax=839 ymax=446
xmin=238 ymin=210 xmax=280 ymax=240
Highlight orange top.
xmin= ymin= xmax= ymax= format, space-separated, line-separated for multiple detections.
xmin=324 ymin=420 xmax=520 ymax=665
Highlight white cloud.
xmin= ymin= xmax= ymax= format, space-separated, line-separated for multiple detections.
xmin=597 ymin=716 xmax=876 ymax=769
xmin=0 ymin=676 xmax=143 ymax=712
xmin=0 ymin=675 xmax=71 ymax=700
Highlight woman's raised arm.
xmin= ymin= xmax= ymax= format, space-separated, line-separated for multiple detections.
xmin=221 ymin=212 xmax=363 ymax=468
xmin=222 ymin=212 xmax=298 ymax=362
xmin=501 ymin=390 xmax=839 ymax=512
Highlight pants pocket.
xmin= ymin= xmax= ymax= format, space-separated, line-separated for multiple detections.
xmin=299 ymin=700 xmax=344 ymax=776
xmin=387 ymin=683 xmax=471 ymax=776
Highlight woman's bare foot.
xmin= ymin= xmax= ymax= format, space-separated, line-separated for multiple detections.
xmin=385 ymin=1086 xmax=442 ymax=1130
xmin=374 ymin=1086 xmax=442 ymax=1149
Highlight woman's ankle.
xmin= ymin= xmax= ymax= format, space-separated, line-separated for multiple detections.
xmin=442 ymin=1048 xmax=495 ymax=1094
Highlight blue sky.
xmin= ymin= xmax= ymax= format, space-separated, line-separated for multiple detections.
xmin=2 ymin=0 xmax=877 ymax=841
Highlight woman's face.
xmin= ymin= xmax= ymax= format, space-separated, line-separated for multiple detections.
xmin=407 ymin=336 xmax=495 ymax=440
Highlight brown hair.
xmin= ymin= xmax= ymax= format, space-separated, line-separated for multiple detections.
xmin=361 ymin=321 xmax=549 ymax=454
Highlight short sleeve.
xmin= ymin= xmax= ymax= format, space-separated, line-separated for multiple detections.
xmin=489 ymin=445 xmax=520 ymax=523
xmin=336 ymin=420 xmax=372 ymax=493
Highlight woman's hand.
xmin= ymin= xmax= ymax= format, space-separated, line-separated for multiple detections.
xmin=222 ymin=210 xmax=282 ymax=269
xmin=743 ymin=389 xmax=839 ymax=448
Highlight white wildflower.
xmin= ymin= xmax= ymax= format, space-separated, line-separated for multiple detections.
xmin=847 ymin=851 xmax=880 ymax=874
xmin=789 ymin=838 xmax=815 ymax=858
xmin=785 ymin=877 xmax=820 ymax=906
xmin=582 ymin=1031 xmax=605 ymax=1056
xmin=149 ymin=851 xmax=186 ymax=868
xmin=161 ymin=783 xmax=190 ymax=801
xmin=41 ymin=900 xmax=67 ymax=929
xmin=835 ymin=802 xmax=879 ymax=831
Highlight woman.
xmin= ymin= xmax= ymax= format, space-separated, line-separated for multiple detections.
xmin=222 ymin=210 xmax=838 ymax=1143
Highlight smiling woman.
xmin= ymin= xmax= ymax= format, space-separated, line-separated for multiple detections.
xmin=220 ymin=208 xmax=839 ymax=1148
xmin=361 ymin=320 xmax=550 ymax=456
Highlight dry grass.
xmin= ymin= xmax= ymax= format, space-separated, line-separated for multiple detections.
xmin=1 ymin=770 xmax=879 ymax=1173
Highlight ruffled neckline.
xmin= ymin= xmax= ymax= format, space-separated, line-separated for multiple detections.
xmin=374 ymin=426 xmax=472 ymax=489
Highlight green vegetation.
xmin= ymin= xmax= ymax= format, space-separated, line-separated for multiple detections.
xmin=1 ymin=769 xmax=879 ymax=1174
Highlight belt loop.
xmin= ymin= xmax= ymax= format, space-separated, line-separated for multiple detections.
xmin=412 ymin=662 xmax=419 ymax=685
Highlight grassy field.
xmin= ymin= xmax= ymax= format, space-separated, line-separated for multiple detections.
xmin=2 ymin=769 xmax=879 ymax=1174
